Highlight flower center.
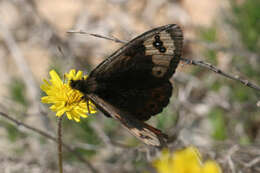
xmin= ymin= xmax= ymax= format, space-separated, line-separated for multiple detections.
xmin=63 ymin=85 xmax=83 ymax=106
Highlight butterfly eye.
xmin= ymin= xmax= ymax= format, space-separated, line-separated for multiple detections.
xmin=70 ymin=80 xmax=76 ymax=88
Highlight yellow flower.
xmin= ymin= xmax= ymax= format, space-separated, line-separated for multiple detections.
xmin=41 ymin=69 xmax=96 ymax=122
xmin=153 ymin=147 xmax=222 ymax=173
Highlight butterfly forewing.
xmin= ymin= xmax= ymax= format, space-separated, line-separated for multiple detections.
xmin=89 ymin=24 xmax=183 ymax=80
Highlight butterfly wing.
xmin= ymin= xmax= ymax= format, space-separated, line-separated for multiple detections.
xmin=89 ymin=24 xmax=183 ymax=120
xmin=96 ymin=81 xmax=173 ymax=121
xmin=87 ymin=93 xmax=168 ymax=147
xmin=89 ymin=24 xmax=183 ymax=80
xmin=71 ymin=24 xmax=183 ymax=146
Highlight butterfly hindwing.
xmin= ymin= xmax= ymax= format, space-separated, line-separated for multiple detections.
xmin=87 ymin=93 xmax=168 ymax=147
xmin=96 ymin=81 xmax=172 ymax=121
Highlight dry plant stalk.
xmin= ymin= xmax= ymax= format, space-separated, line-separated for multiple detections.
xmin=67 ymin=30 xmax=260 ymax=92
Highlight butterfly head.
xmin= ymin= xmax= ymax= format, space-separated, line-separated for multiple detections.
xmin=70 ymin=78 xmax=97 ymax=94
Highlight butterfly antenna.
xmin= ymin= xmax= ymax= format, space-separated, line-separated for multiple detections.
xmin=67 ymin=30 xmax=127 ymax=44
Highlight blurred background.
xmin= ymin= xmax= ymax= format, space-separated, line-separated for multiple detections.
xmin=0 ymin=0 xmax=259 ymax=172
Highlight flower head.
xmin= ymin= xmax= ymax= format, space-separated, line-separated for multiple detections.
xmin=153 ymin=147 xmax=222 ymax=173
xmin=41 ymin=69 xmax=96 ymax=122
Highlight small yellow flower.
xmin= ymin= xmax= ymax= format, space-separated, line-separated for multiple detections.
xmin=41 ymin=69 xmax=96 ymax=122
xmin=153 ymin=147 xmax=222 ymax=173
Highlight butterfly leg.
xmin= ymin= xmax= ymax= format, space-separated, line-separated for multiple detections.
xmin=87 ymin=100 xmax=91 ymax=114
xmin=80 ymin=95 xmax=88 ymax=101
xmin=80 ymin=95 xmax=91 ymax=114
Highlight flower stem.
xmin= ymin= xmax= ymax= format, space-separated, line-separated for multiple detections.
xmin=58 ymin=116 xmax=63 ymax=173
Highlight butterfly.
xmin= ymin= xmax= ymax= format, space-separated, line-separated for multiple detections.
xmin=70 ymin=24 xmax=183 ymax=147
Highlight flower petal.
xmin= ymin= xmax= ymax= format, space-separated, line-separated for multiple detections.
xmin=75 ymin=70 xmax=83 ymax=79
xmin=153 ymin=147 xmax=222 ymax=173
xmin=49 ymin=70 xmax=62 ymax=84
xmin=202 ymin=161 xmax=222 ymax=173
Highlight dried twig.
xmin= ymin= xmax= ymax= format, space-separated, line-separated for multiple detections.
xmin=16 ymin=0 xmax=75 ymax=62
xmin=90 ymin=119 xmax=114 ymax=148
xmin=185 ymin=39 xmax=258 ymax=59
xmin=57 ymin=117 xmax=63 ymax=173
xmin=0 ymin=111 xmax=99 ymax=173
xmin=0 ymin=20 xmax=55 ymax=138
xmin=180 ymin=57 xmax=260 ymax=92
xmin=244 ymin=157 xmax=260 ymax=168
xmin=0 ymin=22 xmax=39 ymax=106
xmin=226 ymin=145 xmax=239 ymax=173
xmin=68 ymin=30 xmax=260 ymax=92
xmin=90 ymin=117 xmax=130 ymax=149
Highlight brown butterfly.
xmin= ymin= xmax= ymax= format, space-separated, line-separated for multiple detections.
xmin=70 ymin=24 xmax=183 ymax=147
